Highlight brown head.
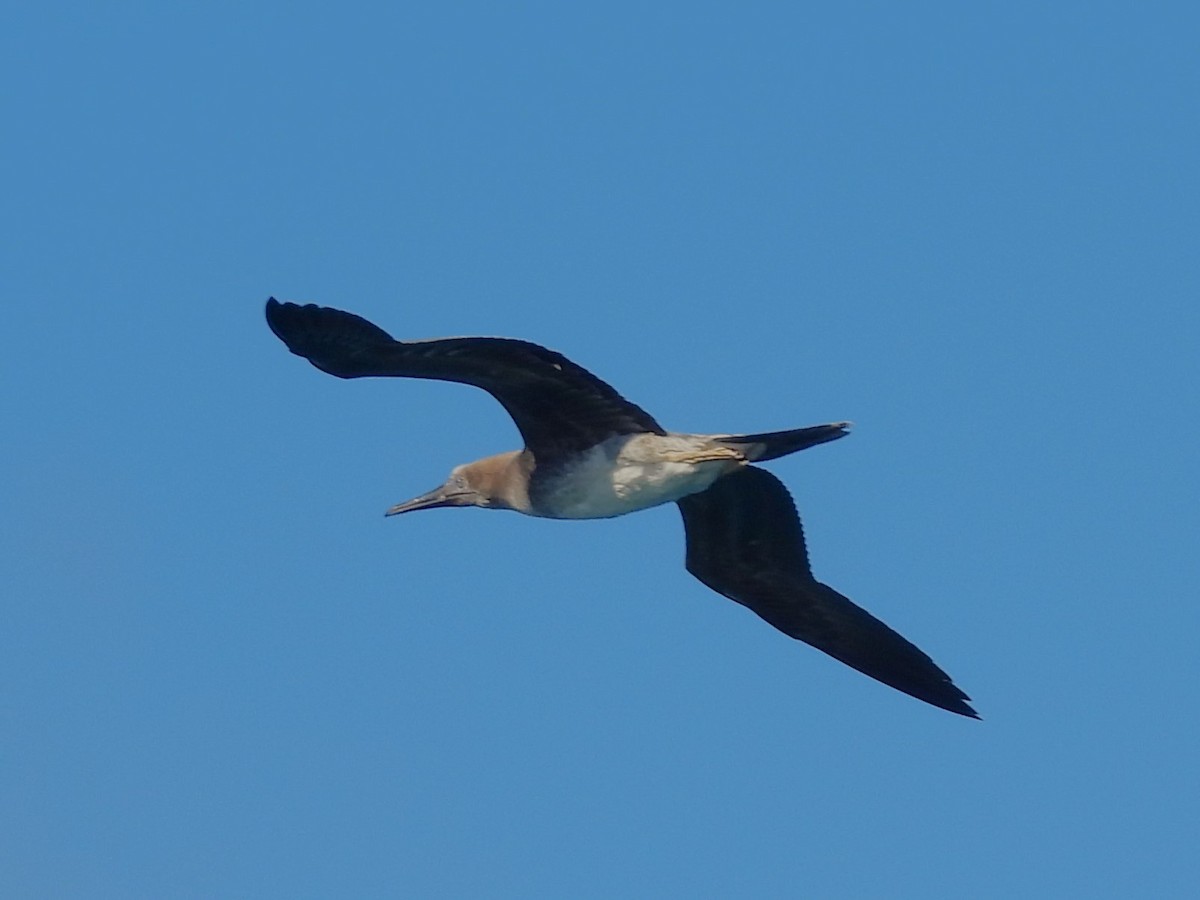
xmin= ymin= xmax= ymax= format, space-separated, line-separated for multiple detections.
xmin=384 ymin=450 xmax=531 ymax=516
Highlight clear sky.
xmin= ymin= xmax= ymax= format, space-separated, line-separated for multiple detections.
xmin=4 ymin=2 xmax=1198 ymax=897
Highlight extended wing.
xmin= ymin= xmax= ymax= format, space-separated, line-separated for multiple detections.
xmin=677 ymin=466 xmax=977 ymax=717
xmin=266 ymin=299 xmax=664 ymax=460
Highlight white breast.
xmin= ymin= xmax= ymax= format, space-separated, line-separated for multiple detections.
xmin=533 ymin=434 xmax=742 ymax=520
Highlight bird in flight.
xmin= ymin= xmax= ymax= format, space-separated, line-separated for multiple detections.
xmin=266 ymin=298 xmax=977 ymax=718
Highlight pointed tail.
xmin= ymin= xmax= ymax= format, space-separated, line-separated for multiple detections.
xmin=714 ymin=422 xmax=851 ymax=462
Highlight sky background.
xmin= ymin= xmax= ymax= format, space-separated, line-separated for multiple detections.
xmin=4 ymin=2 xmax=1198 ymax=897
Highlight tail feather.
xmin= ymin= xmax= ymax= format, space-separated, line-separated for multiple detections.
xmin=715 ymin=422 xmax=851 ymax=462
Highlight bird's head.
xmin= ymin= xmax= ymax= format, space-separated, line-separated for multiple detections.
xmin=385 ymin=464 xmax=491 ymax=516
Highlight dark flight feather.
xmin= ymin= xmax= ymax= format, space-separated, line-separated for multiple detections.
xmin=266 ymin=298 xmax=664 ymax=461
xmin=678 ymin=467 xmax=977 ymax=718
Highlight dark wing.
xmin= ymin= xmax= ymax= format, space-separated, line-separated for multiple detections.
xmin=677 ymin=466 xmax=977 ymax=718
xmin=265 ymin=299 xmax=665 ymax=459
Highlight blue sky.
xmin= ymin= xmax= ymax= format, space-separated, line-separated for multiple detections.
xmin=4 ymin=2 xmax=1198 ymax=896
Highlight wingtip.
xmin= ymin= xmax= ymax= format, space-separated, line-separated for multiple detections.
xmin=950 ymin=701 xmax=982 ymax=720
xmin=883 ymin=679 xmax=979 ymax=718
xmin=931 ymin=686 xmax=980 ymax=719
xmin=264 ymin=297 xmax=292 ymax=341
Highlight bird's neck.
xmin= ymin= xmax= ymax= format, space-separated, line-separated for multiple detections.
xmin=465 ymin=449 xmax=534 ymax=513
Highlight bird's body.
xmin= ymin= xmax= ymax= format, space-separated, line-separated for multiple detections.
xmin=266 ymin=298 xmax=978 ymax=718
xmin=524 ymin=433 xmax=742 ymax=519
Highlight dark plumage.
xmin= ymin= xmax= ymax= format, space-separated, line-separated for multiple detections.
xmin=267 ymin=298 xmax=977 ymax=718
xmin=266 ymin=299 xmax=664 ymax=462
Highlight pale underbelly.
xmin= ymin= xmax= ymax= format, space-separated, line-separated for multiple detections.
xmin=532 ymin=457 xmax=736 ymax=519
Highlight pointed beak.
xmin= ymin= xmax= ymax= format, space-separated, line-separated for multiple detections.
xmin=385 ymin=484 xmax=471 ymax=517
